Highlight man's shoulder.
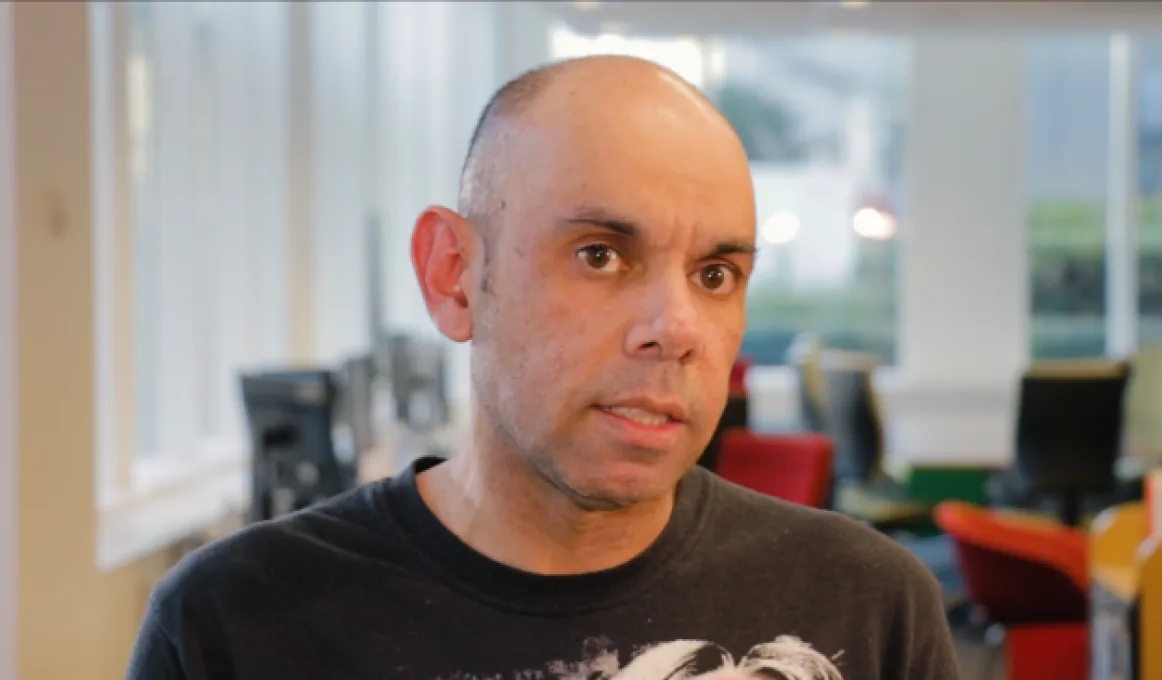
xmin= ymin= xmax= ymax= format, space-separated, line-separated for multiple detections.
xmin=149 ymin=481 xmax=406 ymax=615
xmin=696 ymin=475 xmax=959 ymax=675
xmin=701 ymin=471 xmax=940 ymax=593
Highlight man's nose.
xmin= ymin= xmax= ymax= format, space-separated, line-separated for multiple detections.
xmin=623 ymin=275 xmax=702 ymax=364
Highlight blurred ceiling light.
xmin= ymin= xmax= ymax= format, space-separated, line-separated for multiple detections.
xmin=839 ymin=0 xmax=871 ymax=8
xmin=852 ymin=207 xmax=896 ymax=240
xmin=762 ymin=210 xmax=801 ymax=245
xmin=573 ymin=0 xmax=601 ymax=10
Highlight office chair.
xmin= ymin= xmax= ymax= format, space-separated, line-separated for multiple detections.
xmin=1125 ymin=344 xmax=1162 ymax=461
xmin=992 ymin=359 xmax=1130 ymax=527
xmin=386 ymin=333 xmax=449 ymax=433
xmin=337 ymin=354 xmax=377 ymax=458
xmin=716 ymin=430 xmax=833 ymax=508
xmin=821 ymin=351 xmax=930 ymax=533
xmin=935 ymin=501 xmax=1089 ymax=680
xmin=698 ymin=358 xmax=751 ymax=472
xmin=240 ymin=370 xmax=358 ymax=522
xmin=787 ymin=333 xmax=827 ymax=433
xmin=1120 ymin=343 xmax=1162 ymax=498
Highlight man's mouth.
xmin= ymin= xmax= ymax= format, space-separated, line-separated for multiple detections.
xmin=597 ymin=405 xmax=673 ymax=427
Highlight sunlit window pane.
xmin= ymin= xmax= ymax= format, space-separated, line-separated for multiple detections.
xmin=1026 ymin=37 xmax=1110 ymax=359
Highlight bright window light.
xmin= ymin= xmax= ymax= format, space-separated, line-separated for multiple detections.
xmin=549 ymin=24 xmax=705 ymax=88
xmin=852 ymin=207 xmax=897 ymax=240
xmin=762 ymin=210 xmax=801 ymax=245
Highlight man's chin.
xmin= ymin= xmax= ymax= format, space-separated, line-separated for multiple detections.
xmin=554 ymin=467 xmax=680 ymax=512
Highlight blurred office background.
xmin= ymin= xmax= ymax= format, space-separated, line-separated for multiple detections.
xmin=6 ymin=1 xmax=1162 ymax=678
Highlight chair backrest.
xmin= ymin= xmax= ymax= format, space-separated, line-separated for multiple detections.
xmin=1125 ymin=343 xmax=1162 ymax=463
xmin=819 ymin=351 xmax=883 ymax=482
xmin=1015 ymin=360 xmax=1130 ymax=493
xmin=934 ymin=501 xmax=1089 ymax=625
xmin=697 ymin=394 xmax=750 ymax=472
xmin=787 ymin=334 xmax=827 ymax=433
xmin=730 ymin=356 xmax=752 ymax=398
xmin=716 ymin=430 xmax=834 ymax=507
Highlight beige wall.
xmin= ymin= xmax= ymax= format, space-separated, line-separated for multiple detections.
xmin=11 ymin=4 xmax=176 ymax=678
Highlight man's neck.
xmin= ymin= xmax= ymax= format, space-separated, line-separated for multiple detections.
xmin=415 ymin=445 xmax=676 ymax=576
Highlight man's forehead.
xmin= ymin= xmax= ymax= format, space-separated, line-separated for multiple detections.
xmin=481 ymin=71 xmax=756 ymax=244
xmin=555 ymin=160 xmax=756 ymax=233
xmin=493 ymin=155 xmax=756 ymax=248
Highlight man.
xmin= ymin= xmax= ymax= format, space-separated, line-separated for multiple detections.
xmin=127 ymin=55 xmax=960 ymax=680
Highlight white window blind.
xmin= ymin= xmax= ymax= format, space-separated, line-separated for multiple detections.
xmin=127 ymin=1 xmax=289 ymax=463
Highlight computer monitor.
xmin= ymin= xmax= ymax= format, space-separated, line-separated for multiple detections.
xmin=240 ymin=369 xmax=358 ymax=522
xmin=337 ymin=354 xmax=377 ymax=457
xmin=385 ymin=333 xmax=448 ymax=433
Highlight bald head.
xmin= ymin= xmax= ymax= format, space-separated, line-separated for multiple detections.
xmin=457 ymin=55 xmax=744 ymax=235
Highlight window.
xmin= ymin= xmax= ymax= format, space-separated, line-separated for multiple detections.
xmin=101 ymin=1 xmax=497 ymax=501
xmin=1026 ymin=37 xmax=1110 ymax=358
xmin=121 ymin=1 xmax=290 ymax=470
xmin=1140 ymin=38 xmax=1162 ymax=345
xmin=549 ymin=27 xmax=907 ymax=365
xmin=713 ymin=36 xmax=906 ymax=366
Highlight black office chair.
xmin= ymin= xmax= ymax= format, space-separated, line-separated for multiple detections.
xmin=821 ymin=351 xmax=930 ymax=533
xmin=823 ymin=365 xmax=880 ymax=483
xmin=240 ymin=369 xmax=358 ymax=522
xmin=788 ymin=333 xmax=827 ymax=434
xmin=699 ymin=393 xmax=749 ymax=472
xmin=992 ymin=360 xmax=1131 ymax=527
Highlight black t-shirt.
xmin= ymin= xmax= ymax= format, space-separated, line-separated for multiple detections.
xmin=126 ymin=457 xmax=960 ymax=679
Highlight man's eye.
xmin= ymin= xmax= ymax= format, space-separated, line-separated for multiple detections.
xmin=576 ymin=244 xmax=623 ymax=274
xmin=694 ymin=264 xmax=739 ymax=295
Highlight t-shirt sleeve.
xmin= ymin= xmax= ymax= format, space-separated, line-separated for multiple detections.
xmin=124 ymin=603 xmax=189 ymax=680
xmin=883 ymin=550 xmax=962 ymax=679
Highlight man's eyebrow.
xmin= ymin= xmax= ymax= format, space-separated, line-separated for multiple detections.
xmin=561 ymin=205 xmax=757 ymax=257
xmin=560 ymin=206 xmax=641 ymax=238
xmin=708 ymin=241 xmax=758 ymax=259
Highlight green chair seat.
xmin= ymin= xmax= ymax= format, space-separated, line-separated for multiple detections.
xmin=836 ymin=481 xmax=932 ymax=530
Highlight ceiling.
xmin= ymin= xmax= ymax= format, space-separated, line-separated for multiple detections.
xmin=543 ymin=1 xmax=1162 ymax=38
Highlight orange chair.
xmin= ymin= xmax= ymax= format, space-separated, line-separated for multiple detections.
xmin=934 ymin=501 xmax=1090 ymax=680
xmin=716 ymin=430 xmax=833 ymax=508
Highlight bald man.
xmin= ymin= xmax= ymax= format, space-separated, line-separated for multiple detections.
xmin=127 ymin=56 xmax=959 ymax=680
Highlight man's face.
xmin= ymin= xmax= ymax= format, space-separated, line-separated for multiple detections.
xmin=469 ymin=97 xmax=756 ymax=509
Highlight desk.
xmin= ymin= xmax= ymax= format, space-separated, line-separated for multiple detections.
xmin=1090 ymin=503 xmax=1162 ymax=680
xmin=1095 ymin=565 xmax=1140 ymax=604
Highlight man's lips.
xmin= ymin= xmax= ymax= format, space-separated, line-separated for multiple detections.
xmin=591 ymin=401 xmax=687 ymax=450
xmin=594 ymin=397 xmax=688 ymax=424
xmin=597 ymin=405 xmax=674 ymax=427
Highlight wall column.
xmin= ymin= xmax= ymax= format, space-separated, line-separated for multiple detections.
xmin=0 ymin=2 xmax=18 ymax=676
xmin=10 ymin=2 xmax=109 ymax=675
xmin=891 ymin=37 xmax=1028 ymax=463
xmin=1107 ymin=33 xmax=1140 ymax=357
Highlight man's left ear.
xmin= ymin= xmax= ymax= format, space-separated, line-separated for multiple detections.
xmin=410 ymin=205 xmax=474 ymax=342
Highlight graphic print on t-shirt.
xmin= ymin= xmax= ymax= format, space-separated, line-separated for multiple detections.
xmin=615 ymin=637 xmax=844 ymax=679
xmin=441 ymin=635 xmax=844 ymax=680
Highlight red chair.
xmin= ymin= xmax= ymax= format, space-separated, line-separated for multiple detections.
xmin=729 ymin=357 xmax=752 ymax=398
xmin=934 ymin=501 xmax=1090 ymax=680
xmin=716 ymin=430 xmax=833 ymax=508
